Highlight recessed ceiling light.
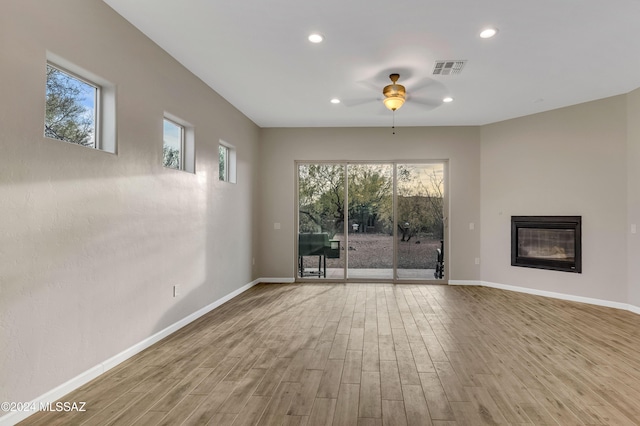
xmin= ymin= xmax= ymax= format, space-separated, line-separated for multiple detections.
xmin=443 ymin=97 xmax=454 ymax=103
xmin=308 ymin=33 xmax=324 ymax=43
xmin=480 ymin=28 xmax=498 ymax=39
xmin=330 ymin=98 xmax=341 ymax=104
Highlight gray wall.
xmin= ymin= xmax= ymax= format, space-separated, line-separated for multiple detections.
xmin=1 ymin=0 xmax=259 ymax=404
xmin=627 ymin=88 xmax=640 ymax=307
xmin=480 ymin=96 xmax=629 ymax=302
xmin=257 ymin=127 xmax=482 ymax=282
xmin=2 ymin=0 xmax=640 ymax=415
xmin=258 ymin=105 xmax=638 ymax=306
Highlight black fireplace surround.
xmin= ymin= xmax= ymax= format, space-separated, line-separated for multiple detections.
xmin=511 ymin=216 xmax=582 ymax=273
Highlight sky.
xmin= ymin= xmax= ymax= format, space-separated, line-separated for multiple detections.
xmin=163 ymin=119 xmax=182 ymax=152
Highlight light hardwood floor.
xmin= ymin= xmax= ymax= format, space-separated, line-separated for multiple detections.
xmin=20 ymin=283 xmax=640 ymax=425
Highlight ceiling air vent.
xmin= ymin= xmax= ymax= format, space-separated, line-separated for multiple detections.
xmin=433 ymin=60 xmax=466 ymax=76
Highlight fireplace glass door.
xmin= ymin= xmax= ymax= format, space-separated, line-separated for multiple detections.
xmin=517 ymin=228 xmax=576 ymax=261
xmin=511 ymin=216 xmax=581 ymax=273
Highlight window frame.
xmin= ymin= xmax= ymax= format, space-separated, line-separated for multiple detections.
xmin=163 ymin=117 xmax=185 ymax=171
xmin=45 ymin=62 xmax=100 ymax=149
xmin=294 ymin=160 xmax=448 ymax=283
xmin=162 ymin=112 xmax=195 ymax=173
xmin=44 ymin=52 xmax=117 ymax=154
xmin=219 ymin=144 xmax=229 ymax=181
xmin=218 ymin=140 xmax=237 ymax=183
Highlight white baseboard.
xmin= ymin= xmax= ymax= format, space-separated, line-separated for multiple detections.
xmin=258 ymin=277 xmax=295 ymax=283
xmin=448 ymin=279 xmax=639 ymax=315
xmin=0 ymin=279 xmax=262 ymax=426
xmin=480 ymin=280 xmax=636 ymax=312
xmin=447 ymin=280 xmax=481 ymax=286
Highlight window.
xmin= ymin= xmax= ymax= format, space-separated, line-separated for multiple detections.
xmin=45 ymin=64 xmax=98 ymax=147
xmin=163 ymin=118 xmax=184 ymax=170
xmin=44 ymin=54 xmax=116 ymax=153
xmin=218 ymin=141 xmax=236 ymax=183
xmin=219 ymin=145 xmax=229 ymax=181
xmin=162 ymin=113 xmax=195 ymax=173
xmin=296 ymin=161 xmax=447 ymax=282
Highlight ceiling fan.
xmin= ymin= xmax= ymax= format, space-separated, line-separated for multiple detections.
xmin=382 ymin=73 xmax=406 ymax=111
xmin=343 ymin=72 xmax=445 ymax=113
xmin=379 ymin=73 xmax=445 ymax=134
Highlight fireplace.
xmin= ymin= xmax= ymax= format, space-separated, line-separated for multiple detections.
xmin=511 ymin=216 xmax=581 ymax=273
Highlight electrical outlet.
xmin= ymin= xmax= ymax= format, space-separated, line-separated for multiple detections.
xmin=173 ymin=285 xmax=180 ymax=298
xmin=469 ymin=222 xmax=475 ymax=230
xmin=274 ymin=223 xmax=281 ymax=230
xmin=475 ymin=257 xmax=480 ymax=265
xmin=632 ymin=224 xmax=637 ymax=234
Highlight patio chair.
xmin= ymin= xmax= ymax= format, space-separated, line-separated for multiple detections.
xmin=434 ymin=240 xmax=444 ymax=279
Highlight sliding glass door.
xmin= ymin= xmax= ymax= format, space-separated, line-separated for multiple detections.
xmin=297 ymin=161 xmax=446 ymax=281
xmin=347 ymin=164 xmax=394 ymax=279
xmin=298 ymin=164 xmax=346 ymax=279
xmin=396 ymin=163 xmax=445 ymax=280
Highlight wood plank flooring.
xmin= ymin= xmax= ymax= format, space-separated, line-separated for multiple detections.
xmin=19 ymin=283 xmax=640 ymax=425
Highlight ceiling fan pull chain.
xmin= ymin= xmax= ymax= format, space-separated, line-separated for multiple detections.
xmin=392 ymin=110 xmax=396 ymax=135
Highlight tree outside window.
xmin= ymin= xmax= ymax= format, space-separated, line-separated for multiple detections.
xmin=163 ymin=119 xmax=183 ymax=170
xmin=219 ymin=144 xmax=229 ymax=181
xmin=45 ymin=64 xmax=98 ymax=147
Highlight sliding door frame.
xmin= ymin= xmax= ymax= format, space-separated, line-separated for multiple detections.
xmin=294 ymin=160 xmax=448 ymax=284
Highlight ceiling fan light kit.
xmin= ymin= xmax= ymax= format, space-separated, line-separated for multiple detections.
xmin=383 ymin=96 xmax=405 ymax=111
xmin=382 ymin=73 xmax=406 ymax=111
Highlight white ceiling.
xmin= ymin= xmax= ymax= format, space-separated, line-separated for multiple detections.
xmin=103 ymin=0 xmax=640 ymax=128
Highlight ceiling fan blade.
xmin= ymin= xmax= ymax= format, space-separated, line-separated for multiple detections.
xmin=410 ymin=82 xmax=436 ymax=94
xmin=357 ymin=80 xmax=380 ymax=91
xmin=410 ymin=97 xmax=441 ymax=107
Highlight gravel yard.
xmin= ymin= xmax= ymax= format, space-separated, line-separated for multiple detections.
xmin=307 ymin=233 xmax=442 ymax=269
